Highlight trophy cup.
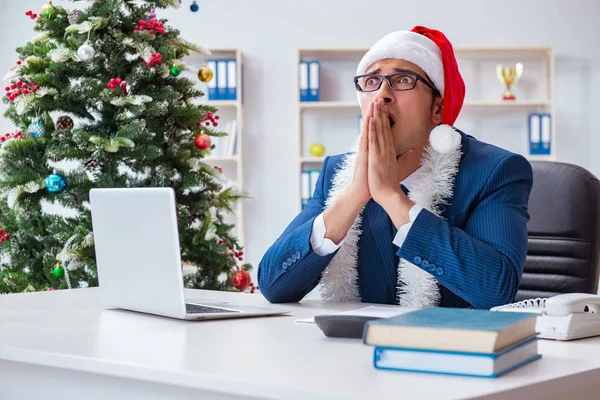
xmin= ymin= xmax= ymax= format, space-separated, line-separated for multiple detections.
xmin=496 ymin=63 xmax=523 ymax=100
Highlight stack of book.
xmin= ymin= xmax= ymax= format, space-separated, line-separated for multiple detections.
xmin=362 ymin=307 xmax=541 ymax=378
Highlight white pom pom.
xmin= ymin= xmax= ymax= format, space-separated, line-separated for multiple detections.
xmin=429 ymin=125 xmax=461 ymax=153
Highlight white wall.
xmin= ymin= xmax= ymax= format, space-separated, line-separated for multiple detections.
xmin=2 ymin=0 xmax=600 ymax=279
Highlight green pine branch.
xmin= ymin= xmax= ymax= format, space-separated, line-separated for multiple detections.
xmin=0 ymin=0 xmax=250 ymax=294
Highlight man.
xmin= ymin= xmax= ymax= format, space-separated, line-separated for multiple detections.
xmin=258 ymin=26 xmax=533 ymax=310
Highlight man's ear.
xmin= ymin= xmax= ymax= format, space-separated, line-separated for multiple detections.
xmin=431 ymin=96 xmax=443 ymax=125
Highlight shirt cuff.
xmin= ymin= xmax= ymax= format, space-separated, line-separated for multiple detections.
xmin=310 ymin=212 xmax=346 ymax=256
xmin=392 ymin=205 xmax=424 ymax=248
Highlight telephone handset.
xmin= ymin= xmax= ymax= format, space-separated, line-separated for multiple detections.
xmin=491 ymin=293 xmax=600 ymax=341
xmin=543 ymin=293 xmax=600 ymax=316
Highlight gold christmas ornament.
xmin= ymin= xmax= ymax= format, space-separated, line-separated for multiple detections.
xmin=197 ymin=63 xmax=214 ymax=83
xmin=41 ymin=1 xmax=57 ymax=20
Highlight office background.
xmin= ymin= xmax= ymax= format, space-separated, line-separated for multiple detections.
xmin=1 ymin=0 xmax=599 ymax=281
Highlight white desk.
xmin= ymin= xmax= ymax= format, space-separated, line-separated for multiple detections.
xmin=1 ymin=288 xmax=600 ymax=400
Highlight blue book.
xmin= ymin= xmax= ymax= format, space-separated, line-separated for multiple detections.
xmin=373 ymin=336 xmax=541 ymax=378
xmin=363 ymin=307 xmax=537 ymax=353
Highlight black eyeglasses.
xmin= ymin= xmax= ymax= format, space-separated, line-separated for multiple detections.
xmin=354 ymin=71 xmax=439 ymax=95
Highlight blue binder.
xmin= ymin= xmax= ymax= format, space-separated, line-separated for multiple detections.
xmin=308 ymin=61 xmax=320 ymax=101
xmin=301 ymin=170 xmax=310 ymax=209
xmin=206 ymin=60 xmax=217 ymax=100
xmin=528 ymin=113 xmax=541 ymax=155
xmin=216 ymin=60 xmax=227 ymax=100
xmin=226 ymin=59 xmax=237 ymax=101
xmin=539 ymin=113 xmax=551 ymax=155
xmin=299 ymin=61 xmax=309 ymax=102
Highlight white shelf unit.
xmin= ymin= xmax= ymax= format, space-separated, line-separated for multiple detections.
xmin=455 ymin=46 xmax=556 ymax=162
xmin=296 ymin=47 xmax=556 ymax=212
xmin=184 ymin=48 xmax=246 ymax=250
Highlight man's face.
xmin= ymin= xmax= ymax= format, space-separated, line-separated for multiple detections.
xmin=358 ymin=59 xmax=443 ymax=161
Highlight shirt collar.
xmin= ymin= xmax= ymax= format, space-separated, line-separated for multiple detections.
xmin=400 ymin=166 xmax=422 ymax=192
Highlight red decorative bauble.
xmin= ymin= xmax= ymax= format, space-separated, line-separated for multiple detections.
xmin=194 ymin=134 xmax=211 ymax=150
xmin=232 ymin=270 xmax=251 ymax=291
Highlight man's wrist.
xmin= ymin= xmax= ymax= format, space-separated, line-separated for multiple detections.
xmin=345 ymin=185 xmax=370 ymax=210
xmin=380 ymin=190 xmax=414 ymax=229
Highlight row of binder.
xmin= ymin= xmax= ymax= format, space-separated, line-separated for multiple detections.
xmin=299 ymin=61 xmax=320 ymax=102
xmin=206 ymin=59 xmax=238 ymax=101
xmin=300 ymin=169 xmax=320 ymax=209
xmin=528 ymin=113 xmax=551 ymax=155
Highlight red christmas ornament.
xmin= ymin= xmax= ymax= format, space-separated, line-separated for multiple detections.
xmin=194 ymin=134 xmax=211 ymax=150
xmin=198 ymin=111 xmax=219 ymax=127
xmin=142 ymin=53 xmax=162 ymax=67
xmin=106 ymin=78 xmax=128 ymax=95
xmin=0 ymin=228 xmax=10 ymax=243
xmin=0 ymin=131 xmax=24 ymax=144
xmin=134 ymin=18 xmax=164 ymax=35
xmin=231 ymin=270 xmax=251 ymax=291
xmin=4 ymin=80 xmax=37 ymax=102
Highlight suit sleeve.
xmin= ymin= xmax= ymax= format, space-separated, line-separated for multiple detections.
xmin=397 ymin=154 xmax=533 ymax=309
xmin=258 ymin=156 xmax=339 ymax=303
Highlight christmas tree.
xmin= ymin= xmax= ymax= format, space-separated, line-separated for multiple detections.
xmin=0 ymin=0 xmax=254 ymax=294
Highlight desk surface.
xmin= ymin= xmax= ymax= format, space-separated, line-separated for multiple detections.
xmin=1 ymin=288 xmax=600 ymax=400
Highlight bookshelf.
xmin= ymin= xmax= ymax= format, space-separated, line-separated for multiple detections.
xmin=296 ymin=46 xmax=556 ymax=211
xmin=183 ymin=48 xmax=245 ymax=249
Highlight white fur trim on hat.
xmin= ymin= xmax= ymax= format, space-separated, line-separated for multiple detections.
xmin=357 ymin=31 xmax=444 ymax=96
xmin=429 ymin=125 xmax=461 ymax=153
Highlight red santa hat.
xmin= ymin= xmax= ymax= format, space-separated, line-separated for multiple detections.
xmin=356 ymin=26 xmax=465 ymax=153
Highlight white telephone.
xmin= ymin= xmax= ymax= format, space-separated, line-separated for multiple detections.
xmin=491 ymin=293 xmax=600 ymax=341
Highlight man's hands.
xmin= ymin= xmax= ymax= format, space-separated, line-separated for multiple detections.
xmin=367 ymin=99 xmax=406 ymax=205
xmin=347 ymin=101 xmax=373 ymax=207
xmin=324 ymin=98 xmax=417 ymax=244
xmin=346 ymin=98 xmax=416 ymax=228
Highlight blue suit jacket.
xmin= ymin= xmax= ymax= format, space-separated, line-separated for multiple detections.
xmin=258 ymin=131 xmax=533 ymax=309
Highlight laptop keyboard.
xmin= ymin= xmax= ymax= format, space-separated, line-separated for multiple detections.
xmin=185 ymin=303 xmax=238 ymax=314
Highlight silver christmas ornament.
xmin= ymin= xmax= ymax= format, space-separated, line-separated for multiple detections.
xmin=77 ymin=43 xmax=95 ymax=62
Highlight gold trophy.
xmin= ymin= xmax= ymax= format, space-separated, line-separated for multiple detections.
xmin=496 ymin=63 xmax=523 ymax=100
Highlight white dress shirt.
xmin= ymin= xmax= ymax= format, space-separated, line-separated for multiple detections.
xmin=310 ymin=171 xmax=424 ymax=256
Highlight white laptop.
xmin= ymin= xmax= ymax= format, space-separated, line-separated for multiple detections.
xmin=89 ymin=187 xmax=290 ymax=320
